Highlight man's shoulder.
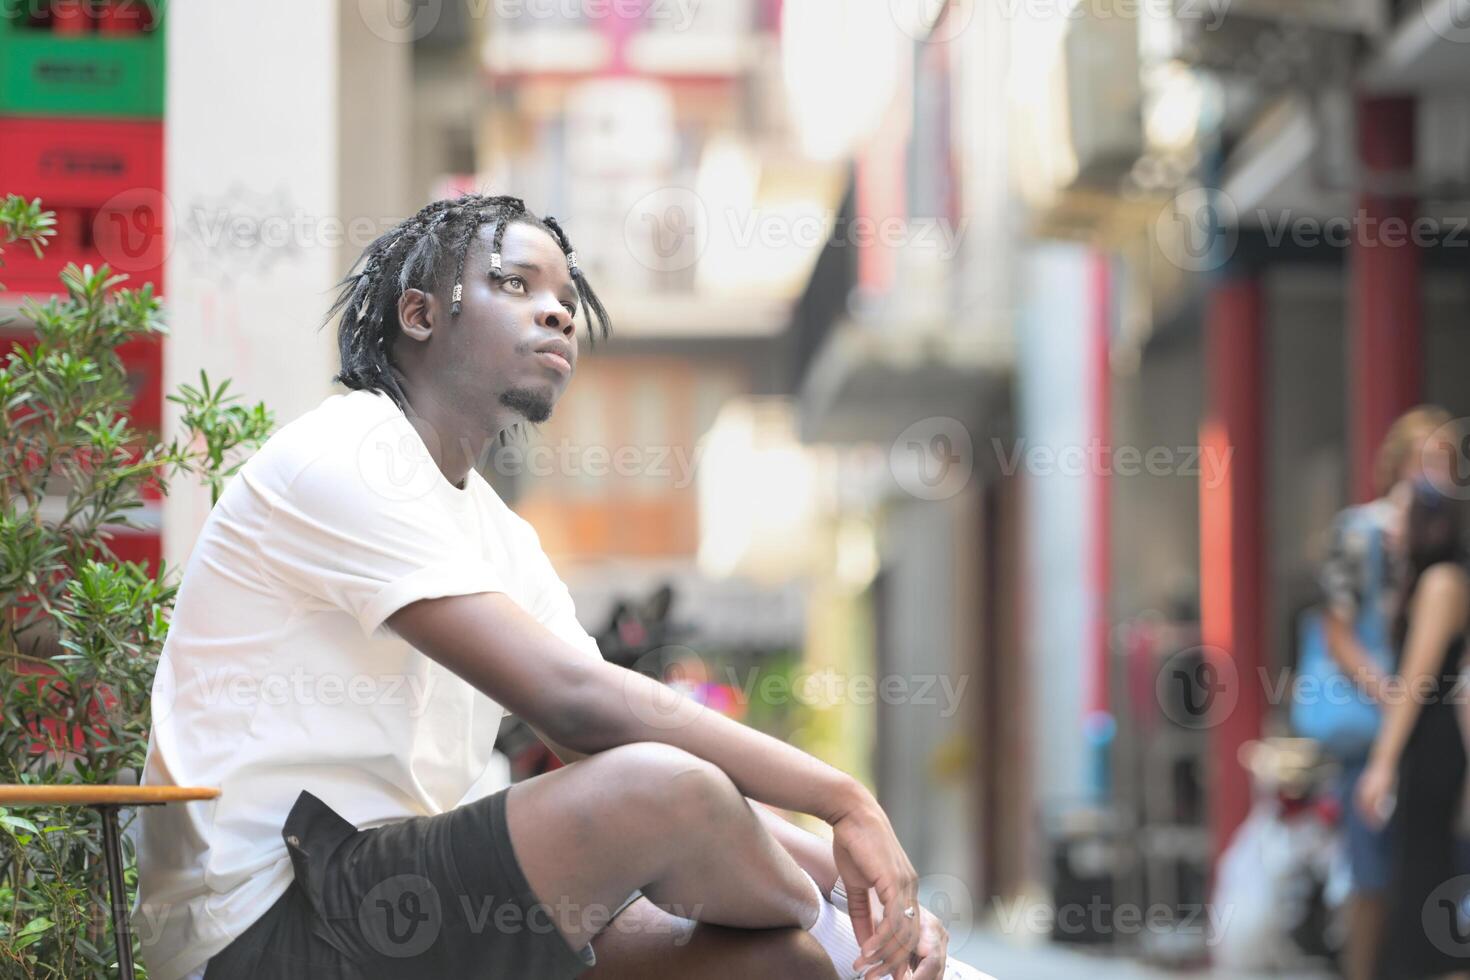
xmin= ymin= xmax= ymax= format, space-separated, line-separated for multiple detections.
xmin=242 ymin=388 xmax=405 ymax=492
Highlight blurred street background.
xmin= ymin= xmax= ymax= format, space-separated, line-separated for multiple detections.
xmin=5 ymin=0 xmax=1470 ymax=975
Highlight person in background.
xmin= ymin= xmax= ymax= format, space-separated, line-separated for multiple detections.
xmin=1321 ymin=406 xmax=1453 ymax=980
xmin=1356 ymin=481 xmax=1469 ymax=979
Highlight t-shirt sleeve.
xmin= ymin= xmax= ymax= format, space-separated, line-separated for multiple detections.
xmin=513 ymin=517 xmax=605 ymax=662
xmin=247 ymin=450 xmax=508 ymax=639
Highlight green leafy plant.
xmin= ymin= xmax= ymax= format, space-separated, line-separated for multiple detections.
xmin=0 ymin=195 xmax=275 ymax=977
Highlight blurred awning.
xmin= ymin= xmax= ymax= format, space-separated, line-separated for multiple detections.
xmin=783 ymin=183 xmax=1014 ymax=448
xmin=1220 ymin=95 xmax=1349 ymax=224
xmin=1362 ymin=0 xmax=1470 ymax=92
xmin=795 ymin=313 xmax=1011 ymax=446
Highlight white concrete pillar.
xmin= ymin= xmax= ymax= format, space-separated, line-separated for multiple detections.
xmin=164 ymin=0 xmax=410 ymax=565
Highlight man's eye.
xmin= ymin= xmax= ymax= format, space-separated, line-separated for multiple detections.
xmin=502 ymin=275 xmax=526 ymax=291
xmin=563 ymin=303 xmax=577 ymax=316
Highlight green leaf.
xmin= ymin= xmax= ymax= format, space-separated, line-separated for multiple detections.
xmin=0 ymin=814 xmax=40 ymax=835
xmin=17 ymin=916 xmax=53 ymax=937
xmin=0 ymin=193 xmax=273 ymax=973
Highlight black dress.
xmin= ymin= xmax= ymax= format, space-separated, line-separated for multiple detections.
xmin=1378 ymin=632 xmax=1469 ymax=979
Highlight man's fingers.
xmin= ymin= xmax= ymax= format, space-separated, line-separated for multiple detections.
xmin=910 ymin=914 xmax=946 ymax=980
xmin=844 ymin=875 xmax=876 ymax=948
xmin=857 ymin=906 xmax=902 ymax=969
xmin=858 ymin=894 xmax=921 ymax=977
xmin=912 ymin=953 xmax=944 ymax=980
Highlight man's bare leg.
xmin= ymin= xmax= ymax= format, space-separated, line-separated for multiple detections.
xmin=583 ymin=896 xmax=836 ymax=979
xmin=504 ymin=741 xmax=832 ymax=960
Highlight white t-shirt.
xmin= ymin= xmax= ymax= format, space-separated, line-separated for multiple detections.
xmin=134 ymin=389 xmax=603 ymax=980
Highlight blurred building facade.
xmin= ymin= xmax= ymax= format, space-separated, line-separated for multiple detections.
xmin=1008 ymin=0 xmax=1470 ymax=962
xmin=14 ymin=0 xmax=1470 ymax=967
xmin=161 ymin=0 xmax=416 ymax=556
xmin=778 ymin=0 xmax=1027 ymax=906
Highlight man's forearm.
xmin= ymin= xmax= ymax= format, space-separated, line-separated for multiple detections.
xmin=559 ymin=660 xmax=871 ymax=825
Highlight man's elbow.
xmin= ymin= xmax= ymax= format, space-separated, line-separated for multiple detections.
xmin=533 ymin=659 xmax=622 ymax=754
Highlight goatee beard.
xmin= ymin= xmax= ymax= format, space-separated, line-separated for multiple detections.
xmin=500 ymin=386 xmax=554 ymax=424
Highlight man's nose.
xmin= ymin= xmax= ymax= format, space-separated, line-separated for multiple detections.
xmin=538 ymin=303 xmax=575 ymax=336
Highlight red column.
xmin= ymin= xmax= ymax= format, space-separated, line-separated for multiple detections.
xmin=1351 ymin=95 xmax=1421 ymax=502
xmin=1199 ymin=274 xmax=1266 ymax=857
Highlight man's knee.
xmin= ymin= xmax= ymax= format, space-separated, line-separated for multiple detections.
xmin=593 ymin=742 xmax=741 ymax=829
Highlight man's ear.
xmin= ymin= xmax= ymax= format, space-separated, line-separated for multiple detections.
xmin=398 ymin=287 xmax=435 ymax=342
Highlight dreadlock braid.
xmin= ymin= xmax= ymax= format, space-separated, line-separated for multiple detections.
xmin=540 ymin=214 xmax=611 ymax=352
xmin=323 ymin=193 xmax=614 ymax=413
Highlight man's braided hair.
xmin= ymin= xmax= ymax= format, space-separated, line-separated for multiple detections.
xmin=324 ymin=193 xmax=612 ymax=413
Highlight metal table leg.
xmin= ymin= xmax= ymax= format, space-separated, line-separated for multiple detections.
xmin=97 ymin=804 xmax=137 ymax=979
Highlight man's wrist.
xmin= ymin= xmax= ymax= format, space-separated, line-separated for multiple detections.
xmin=820 ymin=772 xmax=875 ymax=825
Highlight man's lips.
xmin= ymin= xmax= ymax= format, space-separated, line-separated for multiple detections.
xmin=534 ymin=349 xmax=573 ymax=375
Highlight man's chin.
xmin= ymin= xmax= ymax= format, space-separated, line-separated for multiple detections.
xmin=499 ymin=386 xmax=556 ymax=425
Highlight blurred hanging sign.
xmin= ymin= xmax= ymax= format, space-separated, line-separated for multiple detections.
xmin=1012 ymin=3 xmax=1147 ymax=205
xmin=1062 ymin=9 xmax=1146 ymax=187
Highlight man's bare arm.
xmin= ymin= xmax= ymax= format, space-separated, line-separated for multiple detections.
xmin=388 ymin=591 xmax=871 ymax=823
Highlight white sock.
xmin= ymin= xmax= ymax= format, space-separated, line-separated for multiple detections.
xmin=799 ymin=870 xmax=873 ymax=980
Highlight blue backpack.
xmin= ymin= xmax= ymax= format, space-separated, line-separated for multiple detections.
xmin=1291 ymin=516 xmax=1394 ymax=759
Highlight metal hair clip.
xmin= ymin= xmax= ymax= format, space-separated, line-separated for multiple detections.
xmin=451 ymin=283 xmax=463 ymax=304
xmin=567 ymin=250 xmax=579 ymax=273
xmin=490 ymin=252 xmax=502 ymax=274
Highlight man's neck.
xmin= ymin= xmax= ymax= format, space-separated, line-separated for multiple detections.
xmin=401 ymin=390 xmax=509 ymax=491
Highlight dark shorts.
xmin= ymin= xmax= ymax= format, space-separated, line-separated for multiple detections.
xmin=203 ymin=787 xmax=629 ymax=979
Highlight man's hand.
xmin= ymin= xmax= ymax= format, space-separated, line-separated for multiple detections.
xmin=833 ymin=876 xmax=950 ymax=980
xmin=908 ymin=904 xmax=950 ymax=979
xmin=831 ymin=801 xmax=922 ymax=979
